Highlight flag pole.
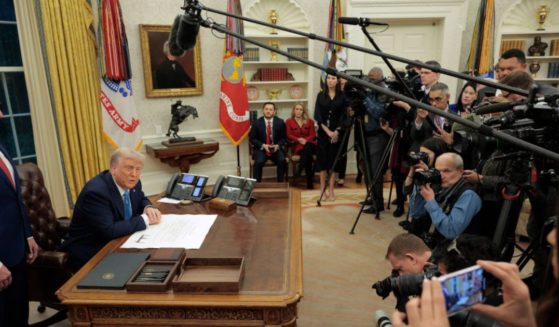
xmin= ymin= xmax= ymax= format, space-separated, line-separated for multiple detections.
xmin=236 ymin=145 xmax=241 ymax=176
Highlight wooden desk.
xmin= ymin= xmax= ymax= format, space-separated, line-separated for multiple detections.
xmin=146 ymin=140 xmax=219 ymax=172
xmin=57 ymin=192 xmax=303 ymax=326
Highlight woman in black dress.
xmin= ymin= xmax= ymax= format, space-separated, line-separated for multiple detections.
xmin=314 ymin=74 xmax=346 ymax=201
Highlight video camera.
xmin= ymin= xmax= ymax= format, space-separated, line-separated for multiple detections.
xmin=372 ymin=264 xmax=440 ymax=299
xmin=407 ymin=151 xmax=430 ymax=166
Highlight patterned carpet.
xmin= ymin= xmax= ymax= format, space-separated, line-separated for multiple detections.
xmin=297 ymin=188 xmax=404 ymax=326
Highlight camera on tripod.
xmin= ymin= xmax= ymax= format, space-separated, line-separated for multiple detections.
xmin=372 ymin=264 xmax=440 ymax=299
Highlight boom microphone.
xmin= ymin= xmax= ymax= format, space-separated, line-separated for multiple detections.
xmin=474 ymin=100 xmax=526 ymax=115
xmin=167 ymin=1 xmax=201 ymax=57
xmin=338 ymin=17 xmax=388 ymax=26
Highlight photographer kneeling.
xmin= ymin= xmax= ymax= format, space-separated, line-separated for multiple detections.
xmin=411 ymin=152 xmax=482 ymax=244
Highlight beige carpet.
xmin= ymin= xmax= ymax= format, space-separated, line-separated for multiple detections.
xmin=298 ymin=188 xmax=404 ymax=326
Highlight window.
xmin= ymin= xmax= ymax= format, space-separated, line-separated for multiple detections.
xmin=0 ymin=0 xmax=36 ymax=164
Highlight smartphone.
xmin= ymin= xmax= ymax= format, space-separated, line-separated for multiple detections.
xmin=438 ymin=265 xmax=486 ymax=315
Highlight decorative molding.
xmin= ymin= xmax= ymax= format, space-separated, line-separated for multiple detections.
xmin=501 ymin=0 xmax=559 ymax=33
xmin=85 ymin=306 xmax=264 ymax=320
xmin=244 ymin=0 xmax=310 ymax=34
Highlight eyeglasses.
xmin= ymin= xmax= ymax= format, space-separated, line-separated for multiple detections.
xmin=429 ymin=96 xmax=445 ymax=103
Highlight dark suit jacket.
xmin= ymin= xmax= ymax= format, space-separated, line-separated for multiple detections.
xmin=60 ymin=170 xmax=151 ymax=269
xmin=0 ymin=145 xmax=32 ymax=268
xmin=249 ymin=117 xmax=287 ymax=151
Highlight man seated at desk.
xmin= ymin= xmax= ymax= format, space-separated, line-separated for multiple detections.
xmin=61 ymin=148 xmax=161 ymax=270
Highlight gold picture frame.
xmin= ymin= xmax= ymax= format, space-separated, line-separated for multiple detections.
xmin=140 ymin=24 xmax=203 ymax=98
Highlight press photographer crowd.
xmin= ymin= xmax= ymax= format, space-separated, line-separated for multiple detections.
xmin=343 ymin=48 xmax=559 ymax=327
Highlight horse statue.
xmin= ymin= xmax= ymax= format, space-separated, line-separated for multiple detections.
xmin=166 ymin=100 xmax=199 ymax=142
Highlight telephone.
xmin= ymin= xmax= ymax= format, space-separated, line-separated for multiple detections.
xmin=211 ymin=175 xmax=256 ymax=206
xmin=166 ymin=173 xmax=209 ymax=201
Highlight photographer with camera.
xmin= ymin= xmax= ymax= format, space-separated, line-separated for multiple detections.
xmin=412 ymin=152 xmax=482 ymax=243
xmin=402 ymin=138 xmax=448 ymax=236
xmin=378 ymin=233 xmax=434 ymax=312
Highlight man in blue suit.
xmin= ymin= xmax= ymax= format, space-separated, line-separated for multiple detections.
xmin=0 ymin=109 xmax=39 ymax=326
xmin=249 ymin=102 xmax=287 ymax=182
xmin=61 ymin=148 xmax=161 ymax=270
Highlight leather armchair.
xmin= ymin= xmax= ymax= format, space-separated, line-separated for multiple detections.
xmin=16 ymin=163 xmax=73 ymax=326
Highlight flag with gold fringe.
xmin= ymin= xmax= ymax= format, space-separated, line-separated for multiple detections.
xmin=321 ymin=0 xmax=347 ymax=86
xmin=98 ymin=0 xmax=142 ymax=150
xmin=219 ymin=0 xmax=250 ymax=145
xmin=467 ymin=0 xmax=495 ymax=76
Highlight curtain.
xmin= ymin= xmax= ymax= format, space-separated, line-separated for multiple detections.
xmin=13 ymin=0 xmax=70 ymax=216
xmin=38 ymin=0 xmax=108 ymax=202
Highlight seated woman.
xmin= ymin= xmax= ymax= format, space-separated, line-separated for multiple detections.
xmin=449 ymin=82 xmax=478 ymax=115
xmin=285 ymin=103 xmax=317 ymax=189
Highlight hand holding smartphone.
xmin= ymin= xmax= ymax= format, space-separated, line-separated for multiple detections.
xmin=438 ymin=265 xmax=486 ymax=315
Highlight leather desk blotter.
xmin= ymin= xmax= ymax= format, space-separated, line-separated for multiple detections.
xmin=77 ymin=252 xmax=150 ymax=290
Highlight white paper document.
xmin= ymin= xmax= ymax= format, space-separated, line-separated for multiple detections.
xmin=157 ymin=197 xmax=182 ymax=204
xmin=121 ymin=214 xmax=217 ymax=249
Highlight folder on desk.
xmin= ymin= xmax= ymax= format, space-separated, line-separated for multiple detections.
xmin=77 ymin=252 xmax=150 ymax=290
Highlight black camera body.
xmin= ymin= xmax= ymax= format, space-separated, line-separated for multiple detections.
xmin=407 ymin=151 xmax=430 ymax=166
xmin=413 ymin=168 xmax=441 ymax=187
xmin=372 ymin=264 xmax=440 ymax=299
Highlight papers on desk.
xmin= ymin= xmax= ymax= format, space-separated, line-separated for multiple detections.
xmin=157 ymin=197 xmax=182 ymax=204
xmin=121 ymin=214 xmax=217 ymax=249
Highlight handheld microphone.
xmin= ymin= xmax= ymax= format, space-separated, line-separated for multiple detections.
xmin=474 ymin=101 xmax=526 ymax=115
xmin=338 ymin=17 xmax=388 ymax=26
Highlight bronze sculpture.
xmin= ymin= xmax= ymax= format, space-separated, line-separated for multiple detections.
xmin=166 ymin=100 xmax=198 ymax=143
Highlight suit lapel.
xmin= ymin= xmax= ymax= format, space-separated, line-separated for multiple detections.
xmin=0 ymin=145 xmax=17 ymax=193
xmin=103 ymin=171 xmax=125 ymax=220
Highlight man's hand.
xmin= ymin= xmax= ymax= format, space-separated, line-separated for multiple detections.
xmin=419 ymin=184 xmax=435 ymax=201
xmin=0 ymin=265 xmax=12 ymax=290
xmin=27 ymin=238 xmax=40 ymax=264
xmin=144 ymin=206 xmax=162 ymax=225
xmin=463 ymin=170 xmax=480 ymax=184
xmin=262 ymin=144 xmax=271 ymax=153
xmin=434 ymin=127 xmax=453 ymax=145
xmin=415 ymin=109 xmax=428 ymax=124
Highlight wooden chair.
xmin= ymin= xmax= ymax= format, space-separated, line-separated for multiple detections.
xmin=17 ymin=163 xmax=73 ymax=327
xmin=287 ymin=145 xmax=316 ymax=186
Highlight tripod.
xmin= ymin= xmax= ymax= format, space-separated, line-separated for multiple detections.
xmin=317 ymin=115 xmax=373 ymax=207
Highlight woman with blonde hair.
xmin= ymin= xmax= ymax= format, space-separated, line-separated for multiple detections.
xmin=285 ymin=102 xmax=317 ymax=189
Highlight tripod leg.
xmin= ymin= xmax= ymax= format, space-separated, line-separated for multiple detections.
xmin=387 ymin=178 xmax=394 ymax=210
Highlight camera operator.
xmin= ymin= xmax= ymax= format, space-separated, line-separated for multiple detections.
xmin=414 ymin=152 xmax=482 ymax=242
xmin=383 ymin=233 xmax=433 ymax=312
xmin=403 ymin=137 xmax=449 ymax=236
xmin=361 ymin=67 xmax=391 ymax=215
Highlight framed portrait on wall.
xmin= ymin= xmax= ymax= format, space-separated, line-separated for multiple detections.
xmin=140 ymin=24 xmax=203 ymax=98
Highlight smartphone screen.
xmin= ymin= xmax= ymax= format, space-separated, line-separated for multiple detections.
xmin=438 ymin=265 xmax=486 ymax=315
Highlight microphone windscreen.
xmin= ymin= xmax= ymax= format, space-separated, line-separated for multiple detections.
xmin=475 ymin=102 xmax=515 ymax=115
xmin=338 ymin=17 xmax=360 ymax=25
xmin=168 ymin=15 xmax=185 ymax=57
xmin=177 ymin=13 xmax=200 ymax=52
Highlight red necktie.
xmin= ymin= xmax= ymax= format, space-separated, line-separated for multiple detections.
xmin=0 ymin=157 xmax=15 ymax=189
xmin=266 ymin=121 xmax=272 ymax=156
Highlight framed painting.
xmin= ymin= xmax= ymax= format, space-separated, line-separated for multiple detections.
xmin=140 ymin=24 xmax=203 ymax=98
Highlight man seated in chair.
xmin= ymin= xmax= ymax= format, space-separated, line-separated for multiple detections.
xmin=61 ymin=148 xmax=162 ymax=270
xmin=249 ymin=102 xmax=287 ymax=182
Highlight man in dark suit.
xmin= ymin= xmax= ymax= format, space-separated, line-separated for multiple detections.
xmin=249 ymin=102 xmax=287 ymax=182
xmin=61 ymin=148 xmax=161 ymax=270
xmin=0 ymin=109 xmax=39 ymax=326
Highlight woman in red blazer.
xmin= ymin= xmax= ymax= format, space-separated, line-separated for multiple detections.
xmin=285 ymin=103 xmax=317 ymax=189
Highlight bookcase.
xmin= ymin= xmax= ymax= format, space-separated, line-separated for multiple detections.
xmin=498 ymin=0 xmax=559 ymax=87
xmin=500 ymin=31 xmax=559 ymax=86
xmin=243 ymin=0 xmax=311 ymax=121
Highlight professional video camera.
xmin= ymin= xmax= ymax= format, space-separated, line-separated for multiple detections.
xmin=454 ymin=95 xmax=559 ymax=160
xmin=413 ymin=168 xmax=441 ymax=187
xmin=372 ymin=264 xmax=440 ymax=299
xmin=407 ymin=151 xmax=430 ymax=166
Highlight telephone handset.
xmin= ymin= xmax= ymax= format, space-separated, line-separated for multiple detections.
xmin=211 ymin=175 xmax=256 ymax=206
xmin=166 ymin=173 xmax=208 ymax=201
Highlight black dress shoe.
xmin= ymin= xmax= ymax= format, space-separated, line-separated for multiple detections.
xmin=399 ymin=220 xmax=411 ymax=230
xmin=363 ymin=206 xmax=384 ymax=214
xmin=355 ymin=173 xmax=363 ymax=183
xmin=359 ymin=199 xmax=373 ymax=205
xmin=393 ymin=206 xmax=405 ymax=218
